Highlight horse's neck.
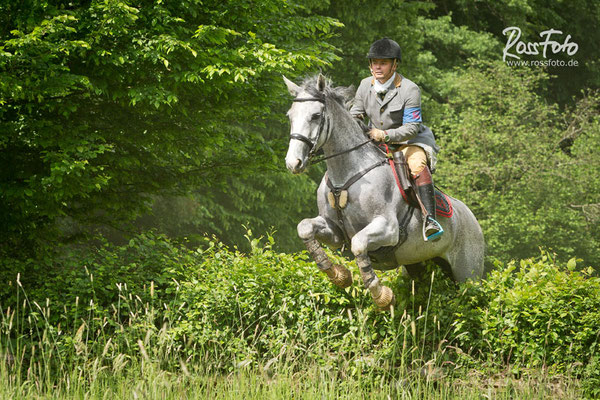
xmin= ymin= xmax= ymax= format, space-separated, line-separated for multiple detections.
xmin=322 ymin=107 xmax=383 ymax=185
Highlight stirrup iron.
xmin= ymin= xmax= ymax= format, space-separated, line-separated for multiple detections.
xmin=423 ymin=216 xmax=444 ymax=242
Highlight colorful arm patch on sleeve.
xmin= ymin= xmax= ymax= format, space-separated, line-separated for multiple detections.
xmin=403 ymin=107 xmax=422 ymax=123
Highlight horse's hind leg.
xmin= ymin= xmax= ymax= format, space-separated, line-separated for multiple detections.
xmin=298 ymin=216 xmax=352 ymax=288
xmin=446 ymin=214 xmax=485 ymax=282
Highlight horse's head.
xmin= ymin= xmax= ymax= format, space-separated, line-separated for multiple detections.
xmin=283 ymin=74 xmax=329 ymax=174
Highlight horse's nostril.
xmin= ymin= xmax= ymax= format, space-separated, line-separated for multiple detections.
xmin=286 ymin=157 xmax=304 ymax=173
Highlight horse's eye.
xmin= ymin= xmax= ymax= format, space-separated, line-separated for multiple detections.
xmin=311 ymin=113 xmax=321 ymax=121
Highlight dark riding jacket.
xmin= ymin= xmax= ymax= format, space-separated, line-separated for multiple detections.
xmin=350 ymin=73 xmax=439 ymax=153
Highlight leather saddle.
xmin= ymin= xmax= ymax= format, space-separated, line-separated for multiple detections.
xmin=388 ymin=147 xmax=453 ymax=218
xmin=367 ymin=148 xmax=453 ymax=268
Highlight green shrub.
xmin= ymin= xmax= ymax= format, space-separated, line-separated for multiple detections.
xmin=0 ymin=232 xmax=189 ymax=328
xmin=164 ymin=234 xmax=385 ymax=371
xmin=451 ymin=253 xmax=600 ymax=373
xmin=0 ymin=232 xmax=197 ymax=382
xmin=161 ymin=236 xmax=487 ymax=378
xmin=1 ymin=233 xmax=598 ymax=395
xmin=0 ymin=232 xmax=451 ymax=378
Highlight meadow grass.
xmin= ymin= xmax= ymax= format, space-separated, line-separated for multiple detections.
xmin=0 ymin=356 xmax=581 ymax=399
xmin=0 ymin=270 xmax=583 ymax=399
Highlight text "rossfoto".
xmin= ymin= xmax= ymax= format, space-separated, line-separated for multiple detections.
xmin=502 ymin=27 xmax=578 ymax=62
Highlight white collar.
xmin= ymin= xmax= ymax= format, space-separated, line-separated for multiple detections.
xmin=373 ymin=73 xmax=396 ymax=94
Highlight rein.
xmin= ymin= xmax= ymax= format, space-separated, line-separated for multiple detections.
xmin=289 ymin=96 xmax=373 ymax=164
xmin=311 ymin=138 xmax=372 ymax=164
xmin=288 ymin=94 xmax=404 ymax=245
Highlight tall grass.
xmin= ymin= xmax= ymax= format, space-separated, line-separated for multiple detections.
xmin=0 ymin=262 xmax=582 ymax=399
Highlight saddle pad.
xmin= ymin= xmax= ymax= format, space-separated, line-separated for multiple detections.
xmin=435 ymin=189 xmax=453 ymax=218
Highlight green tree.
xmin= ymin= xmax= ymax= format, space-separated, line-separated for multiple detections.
xmin=0 ymin=0 xmax=341 ymax=251
xmin=434 ymin=60 xmax=600 ymax=264
xmin=428 ymin=0 xmax=600 ymax=103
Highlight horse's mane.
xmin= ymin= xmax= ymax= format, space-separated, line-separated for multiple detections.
xmin=300 ymin=74 xmax=368 ymax=133
xmin=300 ymin=75 xmax=355 ymax=107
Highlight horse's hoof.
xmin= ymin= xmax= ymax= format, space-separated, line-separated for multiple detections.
xmin=374 ymin=286 xmax=395 ymax=310
xmin=325 ymin=264 xmax=353 ymax=288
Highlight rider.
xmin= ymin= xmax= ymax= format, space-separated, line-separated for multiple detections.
xmin=350 ymin=37 xmax=443 ymax=242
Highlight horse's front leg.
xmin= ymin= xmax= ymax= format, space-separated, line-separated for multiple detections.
xmin=298 ymin=216 xmax=352 ymax=288
xmin=351 ymin=216 xmax=398 ymax=309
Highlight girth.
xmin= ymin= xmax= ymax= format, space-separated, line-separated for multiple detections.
xmin=368 ymin=206 xmax=415 ymax=268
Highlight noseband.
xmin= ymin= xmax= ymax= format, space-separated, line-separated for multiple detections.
xmin=289 ymin=97 xmax=329 ymax=159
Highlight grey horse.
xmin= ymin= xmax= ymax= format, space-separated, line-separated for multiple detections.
xmin=283 ymin=74 xmax=485 ymax=309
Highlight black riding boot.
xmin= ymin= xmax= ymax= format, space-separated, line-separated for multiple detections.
xmin=415 ymin=167 xmax=444 ymax=242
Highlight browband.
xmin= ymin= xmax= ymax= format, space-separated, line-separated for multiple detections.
xmin=293 ymin=97 xmax=325 ymax=103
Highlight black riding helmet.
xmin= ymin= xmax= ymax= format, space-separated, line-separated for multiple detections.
xmin=366 ymin=38 xmax=402 ymax=62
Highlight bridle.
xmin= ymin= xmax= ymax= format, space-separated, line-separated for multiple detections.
xmin=288 ymin=94 xmax=393 ymax=246
xmin=289 ymin=96 xmax=329 ymax=160
xmin=289 ymin=96 xmax=371 ymax=164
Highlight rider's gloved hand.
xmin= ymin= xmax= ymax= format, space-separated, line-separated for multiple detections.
xmin=369 ymin=128 xmax=389 ymax=142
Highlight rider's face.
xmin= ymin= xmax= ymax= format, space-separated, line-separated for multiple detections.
xmin=370 ymin=59 xmax=396 ymax=83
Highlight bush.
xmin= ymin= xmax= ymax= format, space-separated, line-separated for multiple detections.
xmin=1 ymin=233 xmax=598 ymax=396
xmin=451 ymin=252 xmax=600 ymax=373
xmin=0 ymin=232 xmax=190 ymax=327
xmin=164 ymin=234 xmax=392 ymax=372
xmin=0 ymin=232 xmax=453 ymax=378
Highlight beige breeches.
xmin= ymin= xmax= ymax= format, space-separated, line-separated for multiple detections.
xmin=399 ymin=145 xmax=428 ymax=176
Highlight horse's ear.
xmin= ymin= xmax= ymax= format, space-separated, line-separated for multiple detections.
xmin=317 ymin=73 xmax=326 ymax=92
xmin=283 ymin=75 xmax=300 ymax=97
